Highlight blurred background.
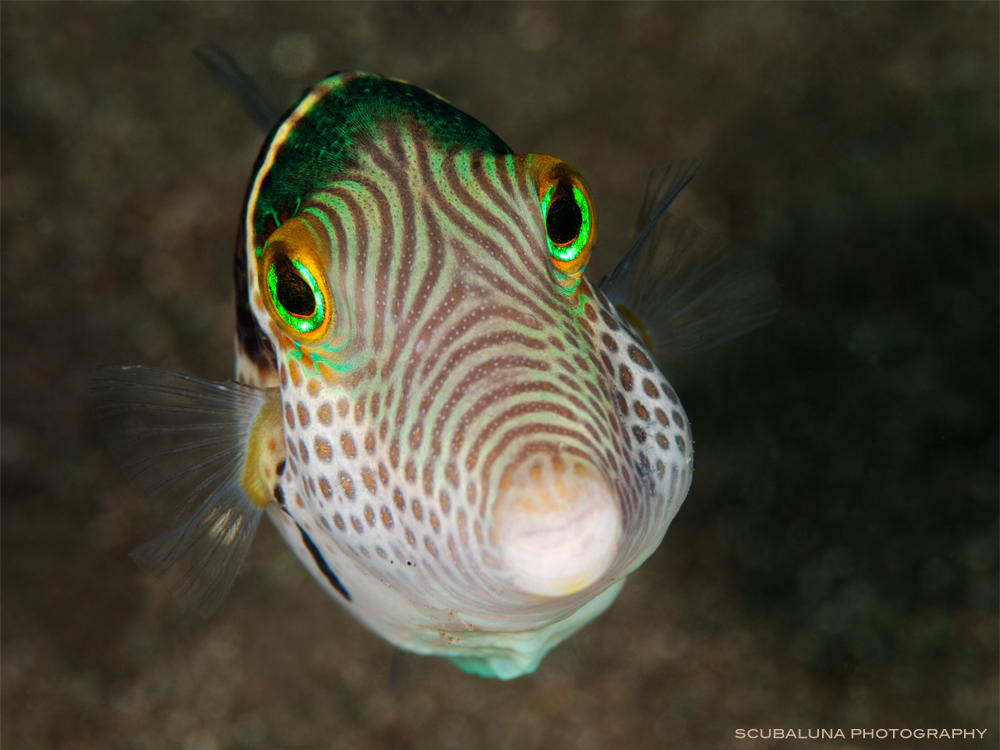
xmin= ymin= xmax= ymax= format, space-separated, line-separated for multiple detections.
xmin=2 ymin=4 xmax=996 ymax=749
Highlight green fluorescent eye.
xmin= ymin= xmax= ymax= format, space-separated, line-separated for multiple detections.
xmin=542 ymin=184 xmax=590 ymax=262
xmin=267 ymin=254 xmax=325 ymax=333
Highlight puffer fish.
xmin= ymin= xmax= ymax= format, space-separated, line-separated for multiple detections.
xmin=92 ymin=67 xmax=779 ymax=679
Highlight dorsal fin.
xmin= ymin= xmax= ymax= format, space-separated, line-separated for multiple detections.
xmin=195 ymin=44 xmax=281 ymax=133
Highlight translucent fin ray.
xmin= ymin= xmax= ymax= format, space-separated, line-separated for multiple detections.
xmin=129 ymin=476 xmax=261 ymax=618
xmin=600 ymin=162 xmax=781 ymax=362
xmin=195 ymin=44 xmax=281 ymax=133
xmin=91 ymin=365 xmax=269 ymax=616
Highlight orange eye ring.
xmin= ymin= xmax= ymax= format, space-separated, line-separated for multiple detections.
xmin=524 ymin=154 xmax=596 ymax=284
xmin=257 ymin=216 xmax=334 ymax=344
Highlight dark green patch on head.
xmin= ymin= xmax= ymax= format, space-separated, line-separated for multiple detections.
xmin=250 ymin=71 xmax=512 ymax=243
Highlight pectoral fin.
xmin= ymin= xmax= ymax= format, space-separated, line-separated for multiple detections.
xmin=600 ymin=161 xmax=781 ymax=362
xmin=91 ymin=365 xmax=278 ymax=617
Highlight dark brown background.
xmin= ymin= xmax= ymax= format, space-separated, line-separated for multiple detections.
xmin=2 ymin=3 xmax=997 ymax=749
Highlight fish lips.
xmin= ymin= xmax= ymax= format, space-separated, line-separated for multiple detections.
xmin=494 ymin=456 xmax=621 ymax=599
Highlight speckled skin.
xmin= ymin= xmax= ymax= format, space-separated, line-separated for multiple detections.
xmin=233 ymin=73 xmax=693 ymax=677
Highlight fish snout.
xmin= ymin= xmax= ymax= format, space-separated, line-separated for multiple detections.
xmin=495 ymin=456 xmax=620 ymax=598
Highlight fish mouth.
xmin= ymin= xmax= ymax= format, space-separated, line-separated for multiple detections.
xmin=495 ymin=457 xmax=620 ymax=598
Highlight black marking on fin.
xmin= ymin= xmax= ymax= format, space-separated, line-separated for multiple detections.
xmin=296 ymin=522 xmax=351 ymax=602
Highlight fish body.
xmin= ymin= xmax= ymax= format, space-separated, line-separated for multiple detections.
xmin=93 ymin=70 xmax=778 ymax=679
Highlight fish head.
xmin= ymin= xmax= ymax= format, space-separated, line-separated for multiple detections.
xmin=238 ymin=71 xmax=693 ymax=675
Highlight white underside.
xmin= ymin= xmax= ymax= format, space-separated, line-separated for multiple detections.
xmin=266 ymin=504 xmax=625 ymax=679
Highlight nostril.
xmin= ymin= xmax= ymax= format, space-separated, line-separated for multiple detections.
xmin=496 ymin=461 xmax=620 ymax=598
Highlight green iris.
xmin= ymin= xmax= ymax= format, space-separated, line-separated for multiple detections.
xmin=542 ymin=184 xmax=590 ymax=262
xmin=267 ymin=254 xmax=325 ymax=334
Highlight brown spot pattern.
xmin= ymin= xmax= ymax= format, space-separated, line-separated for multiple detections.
xmin=627 ymin=344 xmax=653 ymax=370
xmin=340 ymin=433 xmax=357 ymax=458
xmin=318 ymin=475 xmax=333 ymax=499
xmin=361 ymin=468 xmax=377 ymax=494
xmin=317 ymin=403 xmax=332 ymax=425
xmin=619 ymin=364 xmax=634 ymax=391
xmin=339 ymin=471 xmax=355 ymax=499
xmin=615 ymin=393 xmax=628 ymax=414
xmin=314 ymin=437 xmax=332 ymax=462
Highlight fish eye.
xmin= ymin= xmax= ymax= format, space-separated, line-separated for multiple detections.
xmin=257 ymin=217 xmax=333 ymax=341
xmin=546 ymin=192 xmax=581 ymax=245
xmin=528 ymin=154 xmax=595 ymax=287
xmin=272 ymin=253 xmax=316 ymax=318
xmin=543 ymin=183 xmax=590 ymax=262
xmin=267 ymin=253 xmax=323 ymax=330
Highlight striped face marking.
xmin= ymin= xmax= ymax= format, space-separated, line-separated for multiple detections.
xmin=234 ymin=71 xmax=692 ymax=678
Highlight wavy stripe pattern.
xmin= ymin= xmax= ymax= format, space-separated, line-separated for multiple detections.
xmin=237 ymin=95 xmax=692 ymax=637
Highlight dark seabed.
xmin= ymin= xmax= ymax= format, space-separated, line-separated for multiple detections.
xmin=2 ymin=3 xmax=997 ymax=749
